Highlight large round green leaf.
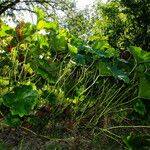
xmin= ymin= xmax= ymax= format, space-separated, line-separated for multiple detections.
xmin=96 ymin=62 xmax=112 ymax=76
xmin=109 ymin=65 xmax=130 ymax=83
xmin=3 ymin=85 xmax=38 ymax=117
xmin=96 ymin=62 xmax=130 ymax=83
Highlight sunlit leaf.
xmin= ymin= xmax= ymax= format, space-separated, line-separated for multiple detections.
xmin=34 ymin=7 xmax=45 ymax=21
xmin=24 ymin=63 xmax=34 ymax=75
xmin=105 ymin=48 xmax=119 ymax=57
xmin=0 ymin=21 xmax=14 ymax=37
xmin=68 ymin=43 xmax=78 ymax=54
xmin=37 ymin=20 xmax=57 ymax=30
xmin=130 ymin=46 xmax=150 ymax=64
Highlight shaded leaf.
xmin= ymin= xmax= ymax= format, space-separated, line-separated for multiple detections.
xmin=5 ymin=114 xmax=22 ymax=128
xmin=109 ymin=65 xmax=130 ymax=83
xmin=53 ymin=35 xmax=67 ymax=51
xmin=75 ymin=54 xmax=86 ymax=65
xmin=97 ymin=62 xmax=112 ymax=76
xmin=133 ymin=99 xmax=146 ymax=115
xmin=3 ymin=85 xmax=38 ymax=117
xmin=139 ymin=74 xmax=150 ymax=99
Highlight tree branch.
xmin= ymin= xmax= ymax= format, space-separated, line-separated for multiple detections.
xmin=0 ymin=0 xmax=20 ymax=15
xmin=12 ymin=8 xmax=35 ymax=13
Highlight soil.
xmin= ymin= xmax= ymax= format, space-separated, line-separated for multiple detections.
xmin=0 ymin=126 xmax=123 ymax=150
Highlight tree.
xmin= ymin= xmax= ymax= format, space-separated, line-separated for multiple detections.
xmin=116 ymin=0 xmax=150 ymax=51
xmin=0 ymin=0 xmax=75 ymax=21
xmin=64 ymin=8 xmax=93 ymax=36
xmin=94 ymin=1 xmax=127 ymax=49
xmin=94 ymin=0 xmax=150 ymax=51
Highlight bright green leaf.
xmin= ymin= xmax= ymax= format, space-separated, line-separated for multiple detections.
xmin=68 ymin=43 xmax=78 ymax=54
xmin=24 ymin=63 xmax=34 ymax=75
xmin=3 ymin=85 xmax=38 ymax=117
xmin=105 ymin=48 xmax=119 ymax=57
xmin=130 ymin=46 xmax=150 ymax=64
xmin=0 ymin=22 xmax=14 ymax=37
xmin=34 ymin=7 xmax=44 ymax=21
xmin=97 ymin=62 xmax=112 ymax=76
xmin=37 ymin=20 xmax=47 ymax=30
xmin=37 ymin=20 xmax=57 ymax=30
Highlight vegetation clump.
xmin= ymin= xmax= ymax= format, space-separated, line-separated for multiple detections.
xmin=0 ymin=0 xmax=150 ymax=149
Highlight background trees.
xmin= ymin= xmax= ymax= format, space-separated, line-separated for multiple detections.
xmin=119 ymin=0 xmax=150 ymax=51
xmin=93 ymin=0 xmax=150 ymax=51
xmin=0 ymin=0 xmax=75 ymax=25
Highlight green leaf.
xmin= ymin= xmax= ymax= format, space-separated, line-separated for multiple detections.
xmin=96 ymin=62 xmax=130 ymax=83
xmin=133 ymin=99 xmax=146 ymax=115
xmin=123 ymin=134 xmax=150 ymax=150
xmin=139 ymin=74 xmax=150 ymax=99
xmin=37 ymin=20 xmax=46 ymax=30
xmin=123 ymin=133 xmax=133 ymax=150
xmin=37 ymin=20 xmax=57 ymax=30
xmin=5 ymin=114 xmax=22 ymax=128
xmin=130 ymin=46 xmax=150 ymax=64
xmin=94 ymin=41 xmax=110 ymax=50
xmin=34 ymin=7 xmax=44 ymax=21
xmin=53 ymin=35 xmax=67 ymax=51
xmin=75 ymin=54 xmax=86 ymax=65
xmin=24 ymin=63 xmax=34 ymax=75
xmin=42 ymin=90 xmax=57 ymax=105
xmin=36 ymin=67 xmax=56 ymax=84
xmin=97 ymin=62 xmax=112 ymax=76
xmin=105 ymin=48 xmax=119 ymax=57
xmin=23 ymin=23 xmax=37 ymax=40
xmin=37 ymin=34 xmax=49 ymax=49
xmin=5 ymin=29 xmax=14 ymax=34
xmin=0 ymin=98 xmax=3 ymax=106
xmin=35 ymin=60 xmax=59 ymax=84
xmin=109 ymin=66 xmax=130 ymax=83
xmin=3 ymin=85 xmax=38 ymax=117
xmin=0 ymin=142 xmax=9 ymax=150
xmin=68 ymin=43 xmax=78 ymax=54
xmin=0 ymin=22 xmax=14 ymax=37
